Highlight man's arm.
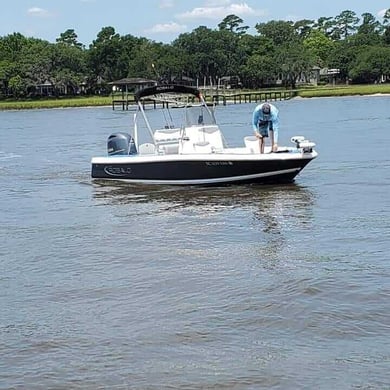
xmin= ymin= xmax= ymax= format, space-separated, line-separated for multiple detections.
xmin=272 ymin=120 xmax=279 ymax=143
xmin=252 ymin=107 xmax=260 ymax=133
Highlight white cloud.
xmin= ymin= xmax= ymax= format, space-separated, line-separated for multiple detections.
xmin=145 ymin=22 xmax=187 ymax=34
xmin=27 ymin=7 xmax=52 ymax=17
xmin=176 ymin=2 xmax=265 ymax=21
xmin=377 ymin=8 xmax=387 ymax=18
xmin=159 ymin=0 xmax=174 ymax=9
xmin=207 ymin=0 xmax=231 ymax=6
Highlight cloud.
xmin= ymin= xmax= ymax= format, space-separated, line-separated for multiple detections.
xmin=145 ymin=22 xmax=187 ymax=34
xmin=377 ymin=9 xmax=387 ymax=18
xmin=27 ymin=7 xmax=52 ymax=18
xmin=176 ymin=2 xmax=265 ymax=20
xmin=159 ymin=0 xmax=174 ymax=9
xmin=207 ymin=0 xmax=231 ymax=5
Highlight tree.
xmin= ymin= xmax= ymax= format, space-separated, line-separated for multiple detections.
xmin=303 ymin=30 xmax=335 ymax=66
xmin=127 ymin=39 xmax=162 ymax=79
xmin=349 ymin=46 xmax=390 ymax=83
xmin=255 ymin=20 xmax=298 ymax=46
xmin=87 ymin=26 xmax=124 ymax=91
xmin=383 ymin=8 xmax=390 ymax=26
xmin=0 ymin=60 xmax=17 ymax=96
xmin=274 ymin=42 xmax=315 ymax=88
xmin=8 ymin=75 xmax=26 ymax=97
xmin=334 ymin=10 xmax=360 ymax=39
xmin=56 ymin=29 xmax=83 ymax=49
xmin=314 ymin=16 xmax=336 ymax=38
xmin=218 ymin=14 xmax=249 ymax=35
xmin=241 ymin=54 xmax=277 ymax=88
xmin=0 ymin=33 xmax=30 ymax=61
xmin=328 ymin=40 xmax=357 ymax=82
xmin=149 ymin=43 xmax=189 ymax=83
xmin=173 ymin=26 xmax=245 ymax=83
xmin=382 ymin=9 xmax=390 ymax=44
xmin=51 ymin=44 xmax=87 ymax=94
xmin=294 ymin=19 xmax=315 ymax=38
xmin=4 ymin=8 xmax=390 ymax=99
xmin=358 ymin=13 xmax=382 ymax=35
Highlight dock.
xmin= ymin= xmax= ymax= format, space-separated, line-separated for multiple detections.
xmin=111 ymin=89 xmax=297 ymax=110
xmin=211 ymin=90 xmax=297 ymax=105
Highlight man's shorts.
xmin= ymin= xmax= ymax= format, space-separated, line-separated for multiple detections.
xmin=258 ymin=125 xmax=269 ymax=137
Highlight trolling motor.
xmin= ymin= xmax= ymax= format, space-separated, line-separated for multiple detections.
xmin=291 ymin=136 xmax=316 ymax=153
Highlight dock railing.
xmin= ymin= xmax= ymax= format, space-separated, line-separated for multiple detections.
xmin=111 ymin=89 xmax=297 ymax=110
xmin=211 ymin=90 xmax=297 ymax=106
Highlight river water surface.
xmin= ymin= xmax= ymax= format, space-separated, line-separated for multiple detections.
xmin=1 ymin=96 xmax=389 ymax=389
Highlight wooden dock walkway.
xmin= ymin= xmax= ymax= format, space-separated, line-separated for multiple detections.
xmin=112 ymin=90 xmax=297 ymax=110
xmin=211 ymin=90 xmax=297 ymax=105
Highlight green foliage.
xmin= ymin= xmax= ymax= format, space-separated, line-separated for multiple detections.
xmin=314 ymin=17 xmax=336 ymax=38
xmin=349 ymin=46 xmax=390 ymax=82
xmin=8 ymin=75 xmax=26 ymax=97
xmin=56 ymin=29 xmax=83 ymax=49
xmin=1 ymin=9 xmax=390 ymax=100
xmin=255 ymin=20 xmax=298 ymax=45
xmin=241 ymin=54 xmax=277 ymax=88
xmin=294 ymin=19 xmax=315 ymax=38
xmin=303 ymin=30 xmax=335 ymax=66
xmin=275 ymin=42 xmax=314 ymax=88
xmin=218 ymin=14 xmax=249 ymax=35
xmin=334 ymin=10 xmax=360 ymax=39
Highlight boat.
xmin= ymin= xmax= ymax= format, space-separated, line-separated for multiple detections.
xmin=91 ymin=84 xmax=317 ymax=185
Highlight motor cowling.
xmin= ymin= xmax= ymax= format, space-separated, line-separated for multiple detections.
xmin=107 ymin=132 xmax=137 ymax=156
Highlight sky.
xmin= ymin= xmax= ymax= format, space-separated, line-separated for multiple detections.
xmin=1 ymin=0 xmax=389 ymax=46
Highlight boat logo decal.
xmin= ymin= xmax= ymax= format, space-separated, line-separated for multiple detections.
xmin=104 ymin=166 xmax=132 ymax=176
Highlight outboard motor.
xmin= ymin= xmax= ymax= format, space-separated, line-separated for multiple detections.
xmin=107 ymin=132 xmax=137 ymax=156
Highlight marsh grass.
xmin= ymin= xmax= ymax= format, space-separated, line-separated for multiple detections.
xmin=0 ymin=96 xmax=112 ymax=110
xmin=297 ymin=84 xmax=390 ymax=97
xmin=1 ymin=84 xmax=389 ymax=110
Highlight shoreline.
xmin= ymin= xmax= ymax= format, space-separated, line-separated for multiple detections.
xmin=1 ymin=88 xmax=390 ymax=111
xmin=293 ymin=92 xmax=390 ymax=99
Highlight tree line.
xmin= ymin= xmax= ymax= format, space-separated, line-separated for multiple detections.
xmin=1 ymin=9 xmax=390 ymax=98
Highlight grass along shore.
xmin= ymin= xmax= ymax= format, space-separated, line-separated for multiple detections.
xmin=1 ymin=84 xmax=390 ymax=110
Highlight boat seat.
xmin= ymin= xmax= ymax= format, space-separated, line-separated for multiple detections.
xmin=197 ymin=125 xmax=224 ymax=149
xmin=154 ymin=128 xmax=181 ymax=144
xmin=138 ymin=143 xmax=156 ymax=155
xmin=158 ymin=144 xmax=179 ymax=154
xmin=193 ymin=141 xmax=212 ymax=153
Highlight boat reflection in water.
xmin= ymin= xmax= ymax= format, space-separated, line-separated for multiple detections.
xmin=91 ymin=181 xmax=315 ymax=265
xmin=93 ymin=181 xmax=318 ymax=269
xmin=92 ymin=180 xmax=314 ymax=209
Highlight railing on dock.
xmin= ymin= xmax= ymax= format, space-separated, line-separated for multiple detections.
xmin=111 ymin=90 xmax=297 ymax=110
xmin=211 ymin=90 xmax=297 ymax=106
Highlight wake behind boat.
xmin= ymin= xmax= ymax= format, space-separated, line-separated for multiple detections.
xmin=91 ymin=84 xmax=317 ymax=185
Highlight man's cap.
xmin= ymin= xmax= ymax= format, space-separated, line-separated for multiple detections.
xmin=262 ymin=103 xmax=271 ymax=114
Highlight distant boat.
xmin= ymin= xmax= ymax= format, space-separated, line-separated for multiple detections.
xmin=91 ymin=84 xmax=317 ymax=185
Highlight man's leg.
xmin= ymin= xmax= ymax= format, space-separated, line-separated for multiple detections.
xmin=259 ymin=136 xmax=264 ymax=153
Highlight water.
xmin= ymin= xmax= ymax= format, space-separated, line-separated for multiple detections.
xmin=1 ymin=96 xmax=389 ymax=389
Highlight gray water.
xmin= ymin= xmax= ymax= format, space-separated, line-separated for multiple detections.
xmin=1 ymin=96 xmax=389 ymax=389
